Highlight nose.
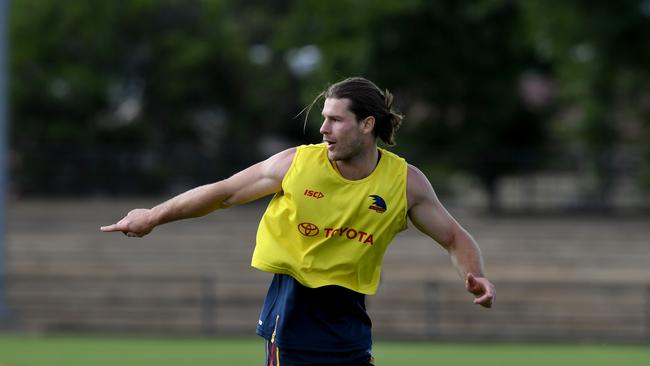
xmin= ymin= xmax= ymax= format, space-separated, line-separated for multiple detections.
xmin=320 ymin=119 xmax=330 ymax=135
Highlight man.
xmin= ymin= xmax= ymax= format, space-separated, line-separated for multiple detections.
xmin=101 ymin=77 xmax=495 ymax=366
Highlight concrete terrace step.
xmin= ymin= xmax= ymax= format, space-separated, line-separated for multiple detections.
xmin=5 ymin=199 xmax=650 ymax=342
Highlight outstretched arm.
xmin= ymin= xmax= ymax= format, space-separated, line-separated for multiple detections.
xmin=100 ymin=147 xmax=296 ymax=237
xmin=406 ymin=164 xmax=495 ymax=308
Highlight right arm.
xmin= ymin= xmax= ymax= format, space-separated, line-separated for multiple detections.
xmin=100 ymin=147 xmax=296 ymax=237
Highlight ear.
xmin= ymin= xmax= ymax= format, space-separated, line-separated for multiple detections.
xmin=359 ymin=116 xmax=375 ymax=135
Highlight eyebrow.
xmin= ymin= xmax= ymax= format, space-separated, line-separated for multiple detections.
xmin=321 ymin=112 xmax=345 ymax=119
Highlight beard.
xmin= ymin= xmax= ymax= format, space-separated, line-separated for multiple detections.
xmin=327 ymin=136 xmax=365 ymax=162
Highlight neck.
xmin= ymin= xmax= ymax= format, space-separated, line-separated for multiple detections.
xmin=333 ymin=146 xmax=380 ymax=180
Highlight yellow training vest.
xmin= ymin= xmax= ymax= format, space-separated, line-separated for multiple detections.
xmin=252 ymin=143 xmax=408 ymax=295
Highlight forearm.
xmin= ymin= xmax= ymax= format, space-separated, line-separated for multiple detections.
xmin=447 ymin=229 xmax=485 ymax=279
xmin=150 ymin=181 xmax=232 ymax=226
xmin=449 ymin=229 xmax=495 ymax=308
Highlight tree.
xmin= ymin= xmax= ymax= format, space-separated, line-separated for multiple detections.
xmin=10 ymin=0 xmax=253 ymax=194
xmin=365 ymin=0 xmax=550 ymax=211
xmin=520 ymin=0 xmax=650 ymax=209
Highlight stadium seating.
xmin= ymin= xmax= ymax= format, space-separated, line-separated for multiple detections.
xmin=4 ymin=199 xmax=650 ymax=342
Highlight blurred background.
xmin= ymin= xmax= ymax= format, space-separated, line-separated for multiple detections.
xmin=2 ymin=0 xmax=650 ymax=357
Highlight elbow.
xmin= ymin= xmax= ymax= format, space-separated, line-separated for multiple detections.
xmin=219 ymin=188 xmax=238 ymax=208
xmin=442 ymin=230 xmax=458 ymax=254
xmin=209 ymin=180 xmax=236 ymax=209
xmin=218 ymin=199 xmax=233 ymax=209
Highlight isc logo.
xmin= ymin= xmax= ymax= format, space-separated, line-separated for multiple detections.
xmin=304 ymin=189 xmax=324 ymax=199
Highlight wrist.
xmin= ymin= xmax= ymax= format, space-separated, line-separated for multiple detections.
xmin=149 ymin=205 xmax=168 ymax=227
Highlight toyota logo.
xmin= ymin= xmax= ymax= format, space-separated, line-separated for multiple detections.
xmin=297 ymin=222 xmax=320 ymax=237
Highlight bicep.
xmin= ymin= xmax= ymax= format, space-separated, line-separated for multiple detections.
xmin=222 ymin=148 xmax=295 ymax=206
xmin=406 ymin=165 xmax=459 ymax=248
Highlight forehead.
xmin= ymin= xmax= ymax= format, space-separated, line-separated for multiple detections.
xmin=322 ymin=98 xmax=354 ymax=117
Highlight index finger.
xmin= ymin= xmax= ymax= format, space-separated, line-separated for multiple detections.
xmin=100 ymin=223 xmax=122 ymax=232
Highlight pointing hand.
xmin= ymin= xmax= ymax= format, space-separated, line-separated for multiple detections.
xmin=100 ymin=208 xmax=155 ymax=238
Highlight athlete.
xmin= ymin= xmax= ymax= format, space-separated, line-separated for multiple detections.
xmin=101 ymin=77 xmax=495 ymax=366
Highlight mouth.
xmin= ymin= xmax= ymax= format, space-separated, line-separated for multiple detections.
xmin=324 ymin=141 xmax=336 ymax=152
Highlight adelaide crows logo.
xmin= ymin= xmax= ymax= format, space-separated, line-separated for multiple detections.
xmin=368 ymin=195 xmax=387 ymax=213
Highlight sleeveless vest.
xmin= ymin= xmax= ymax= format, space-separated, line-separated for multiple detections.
xmin=252 ymin=143 xmax=408 ymax=294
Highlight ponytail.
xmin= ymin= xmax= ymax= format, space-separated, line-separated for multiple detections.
xmin=303 ymin=77 xmax=404 ymax=146
xmin=378 ymin=89 xmax=403 ymax=146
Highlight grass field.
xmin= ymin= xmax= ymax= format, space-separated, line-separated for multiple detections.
xmin=1 ymin=334 xmax=649 ymax=366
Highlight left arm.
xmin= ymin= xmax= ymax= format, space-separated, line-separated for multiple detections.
xmin=406 ymin=164 xmax=495 ymax=308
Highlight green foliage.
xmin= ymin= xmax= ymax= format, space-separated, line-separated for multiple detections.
xmin=363 ymin=0 xmax=549 ymax=209
xmin=10 ymin=0 xmax=252 ymax=194
xmin=7 ymin=0 xmax=650 ymax=203
xmin=520 ymin=0 xmax=650 ymax=207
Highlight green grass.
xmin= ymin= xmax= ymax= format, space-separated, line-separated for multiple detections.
xmin=1 ymin=334 xmax=649 ymax=366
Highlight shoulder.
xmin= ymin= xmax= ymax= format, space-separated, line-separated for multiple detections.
xmin=406 ymin=164 xmax=435 ymax=209
xmin=272 ymin=146 xmax=298 ymax=161
xmin=406 ymin=164 xmax=430 ymax=191
xmin=378 ymin=147 xmax=407 ymax=164
xmin=261 ymin=147 xmax=298 ymax=181
xmin=282 ymin=143 xmax=329 ymax=171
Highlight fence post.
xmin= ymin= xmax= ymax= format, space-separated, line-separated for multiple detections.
xmin=424 ymin=281 xmax=440 ymax=339
xmin=201 ymin=276 xmax=217 ymax=336
xmin=646 ymin=284 xmax=650 ymax=344
xmin=0 ymin=0 xmax=11 ymax=325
